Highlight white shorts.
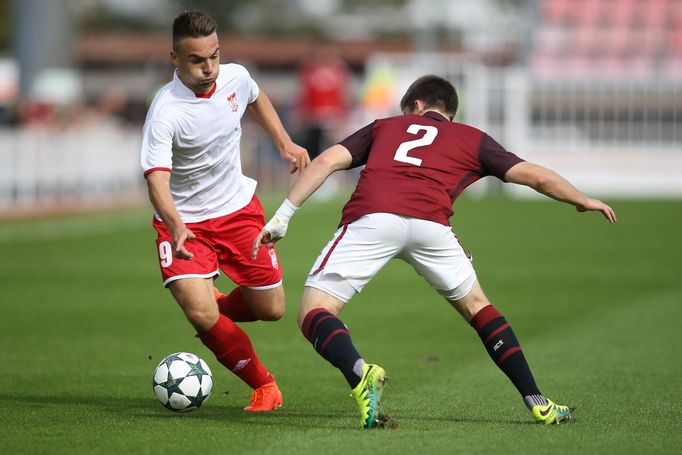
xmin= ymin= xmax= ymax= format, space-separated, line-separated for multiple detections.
xmin=305 ymin=213 xmax=477 ymax=304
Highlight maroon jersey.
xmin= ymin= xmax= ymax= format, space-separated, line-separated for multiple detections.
xmin=338 ymin=111 xmax=524 ymax=226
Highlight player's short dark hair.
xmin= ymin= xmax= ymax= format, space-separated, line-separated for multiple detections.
xmin=400 ymin=75 xmax=459 ymax=120
xmin=172 ymin=11 xmax=217 ymax=48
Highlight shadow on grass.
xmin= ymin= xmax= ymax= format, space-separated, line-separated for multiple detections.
xmin=0 ymin=393 xmax=349 ymax=429
xmin=195 ymin=407 xmax=536 ymax=429
xmin=0 ymin=393 xmax=535 ymax=429
xmin=0 ymin=393 xmax=238 ymax=418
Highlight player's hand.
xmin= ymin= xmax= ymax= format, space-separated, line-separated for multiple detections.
xmin=280 ymin=141 xmax=310 ymax=174
xmin=576 ymin=198 xmax=617 ymax=223
xmin=251 ymin=216 xmax=289 ymax=259
xmin=172 ymin=225 xmax=196 ymax=260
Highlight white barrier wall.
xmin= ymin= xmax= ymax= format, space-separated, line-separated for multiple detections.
xmin=364 ymin=54 xmax=682 ymax=198
xmin=0 ymin=119 xmax=292 ymax=215
xmin=0 ymin=124 xmax=145 ymax=212
xmin=1 ymin=56 xmax=681 ymax=216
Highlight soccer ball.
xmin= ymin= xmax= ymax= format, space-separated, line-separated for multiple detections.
xmin=152 ymin=352 xmax=213 ymax=412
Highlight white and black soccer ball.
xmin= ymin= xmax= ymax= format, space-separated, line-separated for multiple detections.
xmin=152 ymin=352 xmax=213 ymax=412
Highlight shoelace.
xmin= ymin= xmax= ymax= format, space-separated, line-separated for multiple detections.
xmin=247 ymin=388 xmax=264 ymax=407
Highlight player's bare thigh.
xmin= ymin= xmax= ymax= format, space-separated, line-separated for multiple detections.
xmin=297 ymin=286 xmax=346 ymax=329
xmin=168 ymin=277 xmax=219 ymax=332
xmin=170 ymin=278 xmax=284 ymax=327
xmin=242 ymin=285 xmax=285 ymax=321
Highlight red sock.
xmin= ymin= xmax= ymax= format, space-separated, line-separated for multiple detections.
xmin=198 ymin=314 xmax=273 ymax=389
xmin=215 ymin=287 xmax=258 ymax=322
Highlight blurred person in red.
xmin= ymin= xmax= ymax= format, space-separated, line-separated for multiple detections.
xmin=297 ymin=44 xmax=352 ymax=159
xmin=141 ymin=11 xmax=309 ymax=412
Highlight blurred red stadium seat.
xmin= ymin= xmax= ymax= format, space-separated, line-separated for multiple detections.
xmin=542 ymin=0 xmax=572 ymax=22
xmin=532 ymin=0 xmax=676 ymax=79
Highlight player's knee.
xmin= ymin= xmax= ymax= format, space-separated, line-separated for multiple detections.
xmin=462 ymin=298 xmax=490 ymax=322
xmin=296 ymin=305 xmax=318 ymax=330
xmin=184 ymin=306 xmax=219 ymax=332
xmin=296 ymin=308 xmax=307 ymax=330
xmin=249 ymin=289 xmax=285 ymax=321
xmin=445 ymin=279 xmax=490 ymax=322
xmin=297 ymin=286 xmax=346 ymax=329
xmin=256 ymin=303 xmax=285 ymax=321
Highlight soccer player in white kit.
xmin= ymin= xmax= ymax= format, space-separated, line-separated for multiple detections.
xmin=253 ymin=75 xmax=617 ymax=427
xmin=141 ymin=11 xmax=309 ymax=412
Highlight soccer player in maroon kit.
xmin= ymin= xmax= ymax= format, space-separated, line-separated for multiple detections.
xmin=253 ymin=75 xmax=617 ymax=428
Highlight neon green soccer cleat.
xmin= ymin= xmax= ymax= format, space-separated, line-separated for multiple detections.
xmin=350 ymin=363 xmax=388 ymax=429
xmin=531 ymin=399 xmax=576 ymax=425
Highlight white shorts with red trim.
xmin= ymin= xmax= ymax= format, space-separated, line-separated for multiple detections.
xmin=305 ymin=212 xmax=476 ymax=304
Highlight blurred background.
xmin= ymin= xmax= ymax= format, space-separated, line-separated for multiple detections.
xmin=0 ymin=0 xmax=681 ymax=218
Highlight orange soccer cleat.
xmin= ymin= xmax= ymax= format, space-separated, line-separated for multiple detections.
xmin=243 ymin=381 xmax=283 ymax=412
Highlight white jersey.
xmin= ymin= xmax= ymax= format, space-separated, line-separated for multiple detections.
xmin=141 ymin=63 xmax=260 ymax=222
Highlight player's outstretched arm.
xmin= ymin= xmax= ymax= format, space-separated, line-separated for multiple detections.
xmin=247 ymin=90 xmax=310 ymax=173
xmin=252 ymin=144 xmax=353 ymax=259
xmin=146 ymin=171 xmax=196 ymax=259
xmin=504 ymin=162 xmax=617 ymax=223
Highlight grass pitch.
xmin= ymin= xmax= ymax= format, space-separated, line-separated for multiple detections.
xmin=0 ymin=194 xmax=680 ymax=454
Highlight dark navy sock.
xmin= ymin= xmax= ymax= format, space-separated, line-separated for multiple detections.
xmin=470 ymin=305 xmax=542 ymax=399
xmin=301 ymin=308 xmax=363 ymax=388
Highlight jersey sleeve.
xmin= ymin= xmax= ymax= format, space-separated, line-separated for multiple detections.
xmin=338 ymin=121 xmax=376 ymax=169
xmin=241 ymin=66 xmax=260 ymax=104
xmin=140 ymin=119 xmax=174 ymax=177
xmin=477 ymin=134 xmax=525 ymax=181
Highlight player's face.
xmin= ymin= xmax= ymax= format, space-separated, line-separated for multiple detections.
xmin=171 ymin=33 xmax=220 ymax=95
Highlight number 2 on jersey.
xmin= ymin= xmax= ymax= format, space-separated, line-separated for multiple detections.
xmin=393 ymin=124 xmax=438 ymax=166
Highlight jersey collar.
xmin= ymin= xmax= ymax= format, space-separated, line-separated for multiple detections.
xmin=172 ymin=69 xmax=218 ymax=99
xmin=424 ymin=111 xmax=449 ymax=122
xmin=194 ymin=83 xmax=217 ymax=98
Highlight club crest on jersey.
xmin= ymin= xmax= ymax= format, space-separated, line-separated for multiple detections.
xmin=268 ymin=248 xmax=279 ymax=270
xmin=227 ymin=92 xmax=239 ymax=112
